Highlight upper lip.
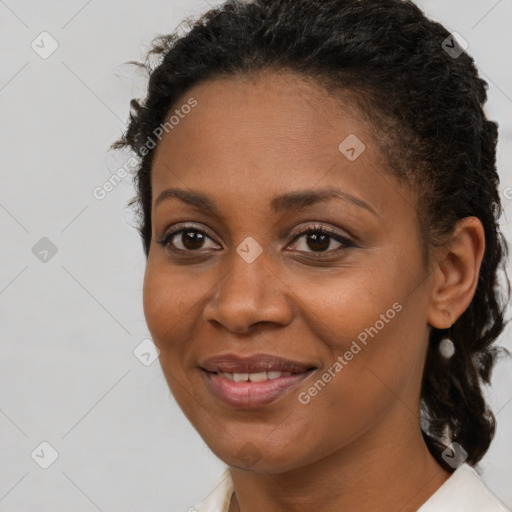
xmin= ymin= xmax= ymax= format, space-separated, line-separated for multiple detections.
xmin=199 ymin=353 xmax=317 ymax=374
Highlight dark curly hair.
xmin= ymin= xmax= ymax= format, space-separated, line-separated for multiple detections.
xmin=111 ymin=0 xmax=511 ymax=470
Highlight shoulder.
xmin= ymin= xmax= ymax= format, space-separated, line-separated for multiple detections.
xmin=417 ymin=463 xmax=510 ymax=512
xmin=192 ymin=467 xmax=233 ymax=512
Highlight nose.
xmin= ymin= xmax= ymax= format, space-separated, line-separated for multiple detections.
xmin=202 ymin=248 xmax=294 ymax=334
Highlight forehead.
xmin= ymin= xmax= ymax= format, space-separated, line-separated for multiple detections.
xmin=150 ymin=71 xmax=413 ymax=221
xmin=154 ymin=71 xmax=354 ymax=165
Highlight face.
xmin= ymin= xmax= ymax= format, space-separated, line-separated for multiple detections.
xmin=143 ymin=71 xmax=434 ymax=473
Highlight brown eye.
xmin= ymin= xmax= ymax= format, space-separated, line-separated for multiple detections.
xmin=158 ymin=225 xmax=219 ymax=252
xmin=289 ymin=226 xmax=354 ymax=254
xmin=177 ymin=230 xmax=207 ymax=250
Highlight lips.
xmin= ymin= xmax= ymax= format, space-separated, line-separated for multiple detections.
xmin=199 ymin=353 xmax=317 ymax=408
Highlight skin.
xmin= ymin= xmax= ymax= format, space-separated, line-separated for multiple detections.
xmin=143 ymin=70 xmax=485 ymax=512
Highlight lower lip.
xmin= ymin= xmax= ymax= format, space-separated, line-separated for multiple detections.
xmin=201 ymin=369 xmax=314 ymax=408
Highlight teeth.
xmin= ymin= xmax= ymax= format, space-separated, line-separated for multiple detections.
xmin=248 ymin=371 xmax=267 ymax=382
xmin=218 ymin=370 xmax=294 ymax=381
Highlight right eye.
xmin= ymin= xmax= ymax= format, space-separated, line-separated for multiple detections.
xmin=157 ymin=224 xmax=221 ymax=253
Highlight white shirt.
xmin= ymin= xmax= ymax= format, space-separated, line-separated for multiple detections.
xmin=193 ymin=463 xmax=510 ymax=511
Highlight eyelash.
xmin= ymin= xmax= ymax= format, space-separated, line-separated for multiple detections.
xmin=157 ymin=223 xmax=355 ymax=256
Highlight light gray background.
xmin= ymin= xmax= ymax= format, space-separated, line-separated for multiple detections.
xmin=1 ymin=1 xmax=511 ymax=511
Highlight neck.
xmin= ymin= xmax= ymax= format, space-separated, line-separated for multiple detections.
xmin=228 ymin=414 xmax=451 ymax=512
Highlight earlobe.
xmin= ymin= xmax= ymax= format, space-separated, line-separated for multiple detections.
xmin=426 ymin=216 xmax=485 ymax=330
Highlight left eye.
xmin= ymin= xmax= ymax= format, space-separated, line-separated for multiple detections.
xmin=288 ymin=226 xmax=354 ymax=254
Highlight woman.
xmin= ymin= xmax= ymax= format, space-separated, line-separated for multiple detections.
xmin=112 ymin=0 xmax=511 ymax=510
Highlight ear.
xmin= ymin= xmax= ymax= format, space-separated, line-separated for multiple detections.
xmin=427 ymin=216 xmax=485 ymax=329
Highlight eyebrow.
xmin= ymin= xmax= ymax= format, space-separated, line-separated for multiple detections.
xmin=154 ymin=186 xmax=379 ymax=217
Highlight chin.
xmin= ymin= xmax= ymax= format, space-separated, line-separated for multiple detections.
xmin=201 ymin=432 xmax=311 ymax=474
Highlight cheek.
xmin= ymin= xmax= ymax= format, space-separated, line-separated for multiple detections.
xmin=141 ymin=260 xmax=219 ymax=402
xmin=142 ymin=263 xmax=204 ymax=416
xmin=142 ymin=260 xmax=203 ymax=346
xmin=142 ymin=263 xmax=199 ymax=400
xmin=291 ymin=264 xmax=397 ymax=351
xmin=292 ymin=267 xmax=418 ymax=408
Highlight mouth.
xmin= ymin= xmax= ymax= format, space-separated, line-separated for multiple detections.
xmin=199 ymin=353 xmax=317 ymax=408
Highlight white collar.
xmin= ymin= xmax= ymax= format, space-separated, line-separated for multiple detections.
xmin=194 ymin=463 xmax=510 ymax=512
xmin=416 ymin=462 xmax=510 ymax=511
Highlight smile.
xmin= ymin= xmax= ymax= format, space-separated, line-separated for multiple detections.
xmin=198 ymin=353 xmax=318 ymax=408
xmin=200 ymin=367 xmax=316 ymax=408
